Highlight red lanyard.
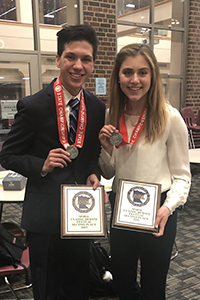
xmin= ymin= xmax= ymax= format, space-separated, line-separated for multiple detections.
xmin=118 ymin=105 xmax=146 ymax=147
xmin=54 ymin=76 xmax=87 ymax=149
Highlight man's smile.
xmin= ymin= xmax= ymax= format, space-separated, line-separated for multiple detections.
xmin=69 ymin=72 xmax=84 ymax=78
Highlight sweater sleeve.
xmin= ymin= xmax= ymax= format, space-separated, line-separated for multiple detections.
xmin=98 ymin=147 xmax=116 ymax=179
xmin=162 ymin=108 xmax=191 ymax=213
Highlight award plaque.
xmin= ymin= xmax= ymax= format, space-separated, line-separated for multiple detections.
xmin=61 ymin=185 xmax=107 ymax=239
xmin=112 ymin=179 xmax=161 ymax=233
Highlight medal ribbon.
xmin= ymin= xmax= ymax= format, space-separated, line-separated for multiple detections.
xmin=118 ymin=105 xmax=146 ymax=147
xmin=54 ymin=76 xmax=87 ymax=149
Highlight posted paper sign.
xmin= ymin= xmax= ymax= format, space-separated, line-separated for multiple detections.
xmin=95 ymin=78 xmax=106 ymax=95
xmin=1 ymin=100 xmax=18 ymax=119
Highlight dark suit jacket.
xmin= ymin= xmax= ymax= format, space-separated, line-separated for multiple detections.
xmin=0 ymin=79 xmax=106 ymax=234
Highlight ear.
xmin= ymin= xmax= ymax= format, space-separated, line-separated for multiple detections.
xmin=56 ymin=54 xmax=60 ymax=68
xmin=91 ymin=61 xmax=95 ymax=72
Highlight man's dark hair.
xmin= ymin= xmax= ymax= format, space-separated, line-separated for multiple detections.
xmin=57 ymin=24 xmax=98 ymax=61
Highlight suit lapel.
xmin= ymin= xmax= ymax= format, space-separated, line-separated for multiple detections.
xmin=47 ymin=80 xmax=57 ymax=120
xmin=83 ymin=89 xmax=93 ymax=128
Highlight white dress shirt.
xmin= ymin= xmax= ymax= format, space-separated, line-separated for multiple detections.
xmin=62 ymin=86 xmax=81 ymax=130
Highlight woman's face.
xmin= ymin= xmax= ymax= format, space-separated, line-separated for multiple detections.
xmin=118 ymin=54 xmax=151 ymax=106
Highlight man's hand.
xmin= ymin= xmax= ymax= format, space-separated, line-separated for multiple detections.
xmin=153 ymin=206 xmax=171 ymax=237
xmin=42 ymin=148 xmax=71 ymax=174
xmin=86 ymin=174 xmax=99 ymax=189
xmin=86 ymin=174 xmax=108 ymax=203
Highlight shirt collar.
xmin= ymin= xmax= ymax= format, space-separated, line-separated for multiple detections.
xmin=62 ymin=85 xmax=81 ymax=106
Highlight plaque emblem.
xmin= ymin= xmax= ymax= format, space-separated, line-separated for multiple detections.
xmin=72 ymin=191 xmax=95 ymax=213
xmin=127 ymin=186 xmax=150 ymax=207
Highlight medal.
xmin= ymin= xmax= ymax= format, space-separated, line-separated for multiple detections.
xmin=110 ymin=131 xmax=123 ymax=146
xmin=66 ymin=145 xmax=79 ymax=159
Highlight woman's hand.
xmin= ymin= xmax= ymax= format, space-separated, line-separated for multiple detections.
xmin=153 ymin=206 xmax=171 ymax=237
xmin=99 ymin=124 xmax=117 ymax=156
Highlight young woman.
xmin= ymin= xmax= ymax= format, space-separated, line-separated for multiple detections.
xmin=99 ymin=43 xmax=191 ymax=300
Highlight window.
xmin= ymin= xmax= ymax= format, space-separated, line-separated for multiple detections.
xmin=117 ymin=0 xmax=188 ymax=109
xmin=39 ymin=0 xmax=78 ymax=26
xmin=39 ymin=0 xmax=67 ymax=25
xmin=0 ymin=0 xmax=16 ymax=21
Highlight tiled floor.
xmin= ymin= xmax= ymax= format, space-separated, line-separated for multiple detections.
xmin=0 ymin=163 xmax=200 ymax=299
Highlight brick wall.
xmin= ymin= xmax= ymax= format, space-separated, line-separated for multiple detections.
xmin=186 ymin=0 xmax=200 ymax=114
xmin=83 ymin=0 xmax=116 ymax=105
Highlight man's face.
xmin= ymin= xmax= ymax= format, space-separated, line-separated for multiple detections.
xmin=56 ymin=40 xmax=95 ymax=96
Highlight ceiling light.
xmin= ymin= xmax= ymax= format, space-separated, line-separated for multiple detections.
xmin=126 ymin=4 xmax=135 ymax=8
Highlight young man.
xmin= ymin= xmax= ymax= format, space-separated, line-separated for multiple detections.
xmin=0 ymin=24 xmax=106 ymax=300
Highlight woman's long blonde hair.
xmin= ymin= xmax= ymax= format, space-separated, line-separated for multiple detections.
xmin=109 ymin=43 xmax=168 ymax=143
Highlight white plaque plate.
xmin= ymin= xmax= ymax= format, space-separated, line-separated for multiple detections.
xmin=112 ymin=179 xmax=161 ymax=233
xmin=61 ymin=185 xmax=107 ymax=239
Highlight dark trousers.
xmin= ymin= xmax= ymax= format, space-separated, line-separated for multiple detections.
xmin=110 ymin=191 xmax=177 ymax=300
xmin=27 ymin=232 xmax=90 ymax=300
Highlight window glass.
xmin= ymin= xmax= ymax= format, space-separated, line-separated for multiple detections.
xmin=118 ymin=25 xmax=182 ymax=76
xmin=154 ymin=0 xmax=184 ymax=28
xmin=0 ymin=61 xmax=30 ymax=145
xmin=39 ymin=0 xmax=78 ymax=26
xmin=0 ymin=0 xmax=34 ymax=50
xmin=39 ymin=0 xmax=67 ymax=25
xmin=154 ymin=30 xmax=183 ymax=76
xmin=0 ymin=0 xmax=16 ymax=21
xmin=117 ymin=0 xmax=150 ymax=24
xmin=0 ymin=1 xmax=79 ymax=52
xmin=39 ymin=0 xmax=79 ymax=52
xmin=162 ymin=77 xmax=182 ymax=110
xmin=117 ymin=0 xmax=184 ymax=27
xmin=117 ymin=24 xmax=151 ymax=52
